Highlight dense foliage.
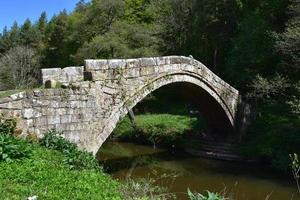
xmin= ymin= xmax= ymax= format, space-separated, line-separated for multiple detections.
xmin=40 ymin=129 xmax=100 ymax=170
xmin=0 ymin=0 xmax=299 ymax=170
xmin=0 ymin=116 xmax=31 ymax=162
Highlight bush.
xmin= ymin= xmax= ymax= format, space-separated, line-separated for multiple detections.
xmin=0 ymin=116 xmax=16 ymax=135
xmin=40 ymin=130 xmax=100 ymax=170
xmin=187 ymin=189 xmax=227 ymax=200
xmin=119 ymin=177 xmax=175 ymax=200
xmin=0 ymin=134 xmax=31 ymax=162
xmin=240 ymin=103 xmax=300 ymax=171
xmin=0 ymin=115 xmax=31 ymax=162
xmin=0 ymin=46 xmax=40 ymax=90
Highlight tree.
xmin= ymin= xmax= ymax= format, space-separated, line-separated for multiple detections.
xmin=19 ymin=19 xmax=40 ymax=48
xmin=75 ymin=21 xmax=160 ymax=62
xmin=275 ymin=0 xmax=300 ymax=71
xmin=223 ymin=12 xmax=276 ymax=90
xmin=0 ymin=22 xmax=20 ymax=53
xmin=43 ymin=11 xmax=70 ymax=67
xmin=37 ymin=12 xmax=47 ymax=36
xmin=155 ymin=0 xmax=238 ymax=71
xmin=0 ymin=46 xmax=40 ymax=90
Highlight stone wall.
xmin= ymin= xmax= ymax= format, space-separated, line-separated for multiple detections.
xmin=41 ymin=66 xmax=84 ymax=84
xmin=0 ymin=56 xmax=240 ymax=154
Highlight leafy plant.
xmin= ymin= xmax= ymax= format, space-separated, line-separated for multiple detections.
xmin=187 ymin=189 xmax=227 ymax=200
xmin=0 ymin=115 xmax=16 ymax=135
xmin=0 ymin=134 xmax=31 ymax=162
xmin=290 ymin=153 xmax=300 ymax=194
xmin=0 ymin=142 xmax=121 ymax=199
xmin=119 ymin=177 xmax=175 ymax=200
xmin=40 ymin=130 xmax=100 ymax=170
xmin=0 ymin=116 xmax=31 ymax=162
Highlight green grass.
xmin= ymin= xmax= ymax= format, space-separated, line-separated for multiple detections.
xmin=113 ymin=114 xmax=206 ymax=146
xmin=0 ymin=89 xmax=23 ymax=98
xmin=0 ymin=142 xmax=122 ymax=200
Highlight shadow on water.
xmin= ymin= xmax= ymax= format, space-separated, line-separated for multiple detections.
xmin=98 ymin=141 xmax=290 ymax=184
xmin=97 ymin=141 xmax=300 ymax=200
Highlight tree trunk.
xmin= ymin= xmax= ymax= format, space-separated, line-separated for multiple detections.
xmin=127 ymin=109 xmax=136 ymax=129
xmin=213 ymin=47 xmax=218 ymax=72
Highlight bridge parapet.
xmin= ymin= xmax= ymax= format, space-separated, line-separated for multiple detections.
xmin=84 ymin=56 xmax=239 ymax=119
xmin=41 ymin=66 xmax=84 ymax=85
xmin=0 ymin=56 xmax=241 ymax=154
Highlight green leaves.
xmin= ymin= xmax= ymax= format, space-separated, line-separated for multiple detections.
xmin=289 ymin=153 xmax=300 ymax=193
xmin=40 ymin=130 xmax=100 ymax=170
xmin=187 ymin=189 xmax=227 ymax=200
xmin=0 ymin=116 xmax=16 ymax=135
xmin=247 ymin=74 xmax=290 ymax=101
xmin=0 ymin=116 xmax=31 ymax=162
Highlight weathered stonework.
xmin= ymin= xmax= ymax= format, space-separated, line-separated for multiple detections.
xmin=0 ymin=56 xmax=240 ymax=155
xmin=41 ymin=66 xmax=84 ymax=85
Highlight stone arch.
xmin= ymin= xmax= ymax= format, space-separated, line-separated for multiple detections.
xmin=0 ymin=56 xmax=241 ymax=155
xmin=92 ymin=72 xmax=236 ymax=154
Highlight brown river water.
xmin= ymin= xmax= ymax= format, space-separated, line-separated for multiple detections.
xmin=97 ymin=141 xmax=300 ymax=200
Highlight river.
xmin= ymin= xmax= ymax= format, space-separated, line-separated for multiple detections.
xmin=97 ymin=141 xmax=299 ymax=200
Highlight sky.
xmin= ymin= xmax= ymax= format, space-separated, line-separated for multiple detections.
xmin=0 ymin=0 xmax=81 ymax=31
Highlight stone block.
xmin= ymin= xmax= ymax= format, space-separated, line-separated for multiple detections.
xmin=60 ymin=66 xmax=84 ymax=84
xmin=126 ymin=59 xmax=139 ymax=68
xmin=10 ymin=92 xmax=26 ymax=100
xmin=0 ymin=97 xmax=12 ymax=104
xmin=23 ymin=108 xmax=42 ymax=119
xmin=47 ymin=115 xmax=60 ymax=125
xmin=33 ymin=117 xmax=47 ymax=127
xmin=41 ymin=68 xmax=61 ymax=84
xmin=139 ymin=57 xmax=156 ymax=67
xmin=60 ymin=115 xmax=72 ymax=124
xmin=108 ymin=59 xmax=126 ymax=68
xmin=85 ymin=59 xmax=108 ymax=71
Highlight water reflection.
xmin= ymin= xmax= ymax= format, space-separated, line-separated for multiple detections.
xmin=97 ymin=141 xmax=299 ymax=200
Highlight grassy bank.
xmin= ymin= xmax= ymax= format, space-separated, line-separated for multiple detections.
xmin=0 ymin=115 xmax=179 ymax=200
xmin=113 ymin=113 xmax=206 ymax=147
xmin=0 ymin=89 xmax=23 ymax=98
xmin=0 ymin=141 xmax=121 ymax=200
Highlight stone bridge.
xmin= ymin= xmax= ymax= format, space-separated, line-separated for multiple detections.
xmin=0 ymin=56 xmax=240 ymax=154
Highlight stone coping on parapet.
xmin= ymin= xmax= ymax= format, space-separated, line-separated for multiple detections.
xmin=84 ymin=56 xmax=195 ymax=71
xmin=41 ymin=66 xmax=84 ymax=84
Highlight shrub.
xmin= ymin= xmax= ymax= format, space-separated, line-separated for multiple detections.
xmin=0 ymin=46 xmax=40 ymax=90
xmin=119 ymin=177 xmax=176 ymax=200
xmin=0 ymin=116 xmax=31 ymax=162
xmin=0 ymin=115 xmax=16 ymax=135
xmin=0 ymin=134 xmax=31 ymax=162
xmin=40 ymin=130 xmax=100 ymax=170
xmin=290 ymin=153 xmax=300 ymax=194
xmin=187 ymin=189 xmax=227 ymax=200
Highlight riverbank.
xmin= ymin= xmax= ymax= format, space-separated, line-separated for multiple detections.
xmin=0 ymin=115 xmax=178 ymax=200
xmin=111 ymin=113 xmax=261 ymax=163
xmin=0 ymin=140 xmax=122 ymax=200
